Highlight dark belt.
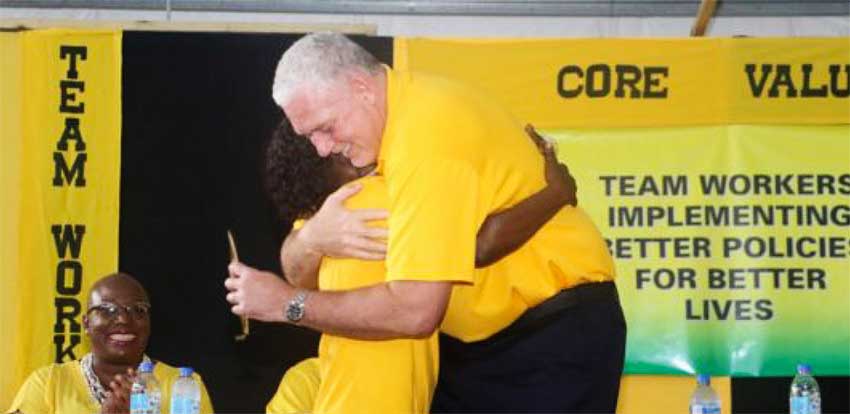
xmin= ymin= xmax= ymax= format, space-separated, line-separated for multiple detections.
xmin=440 ymin=281 xmax=620 ymax=359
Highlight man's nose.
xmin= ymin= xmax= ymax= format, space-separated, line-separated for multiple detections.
xmin=310 ymin=134 xmax=333 ymax=157
xmin=114 ymin=308 xmax=131 ymax=323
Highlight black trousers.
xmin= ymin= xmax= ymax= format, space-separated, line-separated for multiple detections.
xmin=431 ymin=282 xmax=627 ymax=413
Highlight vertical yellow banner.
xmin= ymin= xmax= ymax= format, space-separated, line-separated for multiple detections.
xmin=0 ymin=29 xmax=121 ymax=408
xmin=0 ymin=31 xmax=26 ymax=409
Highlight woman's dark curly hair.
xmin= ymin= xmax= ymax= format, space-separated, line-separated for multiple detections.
xmin=263 ymin=117 xmax=335 ymax=223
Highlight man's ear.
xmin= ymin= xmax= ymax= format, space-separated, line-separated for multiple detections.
xmin=82 ymin=314 xmax=90 ymax=333
xmin=347 ymin=70 xmax=376 ymax=105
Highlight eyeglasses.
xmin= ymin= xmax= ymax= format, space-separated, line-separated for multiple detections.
xmin=87 ymin=302 xmax=151 ymax=321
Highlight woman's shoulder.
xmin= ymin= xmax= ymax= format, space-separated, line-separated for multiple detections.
xmin=30 ymin=359 xmax=80 ymax=380
xmin=344 ymin=175 xmax=389 ymax=210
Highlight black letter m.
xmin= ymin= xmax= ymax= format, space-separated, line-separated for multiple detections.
xmin=52 ymin=152 xmax=87 ymax=187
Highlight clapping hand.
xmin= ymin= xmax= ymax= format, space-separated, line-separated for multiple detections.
xmin=100 ymin=368 xmax=135 ymax=414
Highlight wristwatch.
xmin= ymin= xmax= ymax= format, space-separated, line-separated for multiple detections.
xmin=285 ymin=290 xmax=308 ymax=323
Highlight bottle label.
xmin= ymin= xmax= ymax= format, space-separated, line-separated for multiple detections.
xmin=791 ymin=396 xmax=810 ymax=414
xmin=130 ymin=394 xmax=149 ymax=414
xmin=171 ymin=396 xmax=200 ymax=414
xmin=690 ymin=403 xmax=721 ymax=414
xmin=149 ymin=393 xmax=161 ymax=414
xmin=171 ymin=396 xmax=185 ymax=414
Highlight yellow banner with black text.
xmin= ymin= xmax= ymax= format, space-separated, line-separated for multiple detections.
xmin=0 ymin=29 xmax=121 ymax=408
xmin=395 ymin=38 xmax=850 ymax=128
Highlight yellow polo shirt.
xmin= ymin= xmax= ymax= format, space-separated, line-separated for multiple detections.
xmin=8 ymin=359 xmax=214 ymax=414
xmin=312 ymin=175 xmax=438 ymax=414
xmin=266 ymin=358 xmax=320 ymax=414
xmin=378 ymin=68 xmax=616 ymax=341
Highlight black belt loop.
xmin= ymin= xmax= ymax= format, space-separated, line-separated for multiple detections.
xmin=441 ymin=281 xmax=619 ymax=360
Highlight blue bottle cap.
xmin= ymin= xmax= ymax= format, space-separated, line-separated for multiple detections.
xmin=697 ymin=374 xmax=711 ymax=385
xmin=179 ymin=367 xmax=194 ymax=377
xmin=138 ymin=361 xmax=154 ymax=373
xmin=797 ymin=364 xmax=811 ymax=375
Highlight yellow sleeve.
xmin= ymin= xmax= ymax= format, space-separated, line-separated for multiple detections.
xmin=194 ymin=373 xmax=215 ymax=414
xmin=266 ymin=358 xmax=320 ymax=414
xmin=7 ymin=366 xmax=52 ymax=414
xmin=386 ymin=159 xmax=479 ymax=283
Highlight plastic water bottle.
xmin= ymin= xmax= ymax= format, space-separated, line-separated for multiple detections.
xmin=689 ymin=374 xmax=721 ymax=414
xmin=790 ymin=364 xmax=821 ymax=414
xmin=170 ymin=367 xmax=201 ymax=414
xmin=130 ymin=361 xmax=161 ymax=414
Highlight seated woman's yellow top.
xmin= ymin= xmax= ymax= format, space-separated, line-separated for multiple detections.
xmin=266 ymin=358 xmax=321 ymax=414
xmin=8 ymin=358 xmax=214 ymax=414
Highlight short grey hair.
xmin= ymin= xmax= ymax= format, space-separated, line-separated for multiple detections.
xmin=272 ymin=32 xmax=383 ymax=108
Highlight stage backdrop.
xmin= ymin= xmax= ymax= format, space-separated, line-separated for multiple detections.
xmin=2 ymin=28 xmax=848 ymax=412
xmin=0 ymin=29 xmax=121 ymax=407
xmin=396 ymin=37 xmax=850 ymax=377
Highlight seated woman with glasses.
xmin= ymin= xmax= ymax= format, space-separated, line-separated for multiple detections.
xmin=7 ymin=272 xmax=214 ymax=414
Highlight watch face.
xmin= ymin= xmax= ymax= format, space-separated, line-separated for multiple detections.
xmin=286 ymin=291 xmax=307 ymax=323
xmin=286 ymin=302 xmax=304 ymax=322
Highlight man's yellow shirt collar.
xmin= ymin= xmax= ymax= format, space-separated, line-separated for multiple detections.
xmin=376 ymin=65 xmax=403 ymax=175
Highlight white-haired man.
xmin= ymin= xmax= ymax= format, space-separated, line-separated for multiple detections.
xmin=226 ymin=32 xmax=626 ymax=413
